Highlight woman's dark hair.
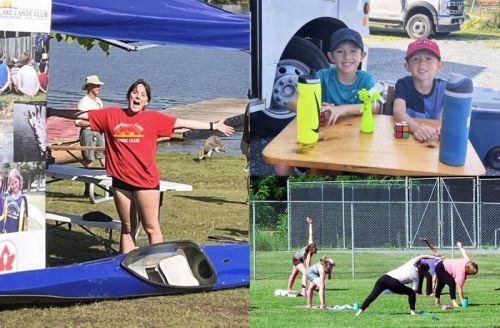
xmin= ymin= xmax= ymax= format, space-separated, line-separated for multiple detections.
xmin=127 ymin=79 xmax=151 ymax=102
xmin=320 ymin=256 xmax=335 ymax=280
xmin=306 ymin=243 xmax=318 ymax=255
xmin=416 ymin=261 xmax=430 ymax=274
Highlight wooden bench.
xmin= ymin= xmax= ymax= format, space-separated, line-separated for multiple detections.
xmin=46 ymin=212 xmax=122 ymax=253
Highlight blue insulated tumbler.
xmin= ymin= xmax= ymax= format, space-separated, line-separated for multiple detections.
xmin=439 ymin=73 xmax=474 ymax=166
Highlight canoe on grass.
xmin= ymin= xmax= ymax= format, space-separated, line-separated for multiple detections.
xmin=0 ymin=240 xmax=249 ymax=304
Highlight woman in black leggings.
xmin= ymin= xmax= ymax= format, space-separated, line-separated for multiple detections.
xmin=356 ymin=255 xmax=437 ymax=316
xmin=435 ymin=242 xmax=478 ymax=307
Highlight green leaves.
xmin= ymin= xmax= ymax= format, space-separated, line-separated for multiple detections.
xmin=50 ymin=33 xmax=111 ymax=57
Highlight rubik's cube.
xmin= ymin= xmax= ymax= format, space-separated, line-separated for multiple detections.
xmin=394 ymin=121 xmax=409 ymax=139
xmin=319 ymin=110 xmax=326 ymax=127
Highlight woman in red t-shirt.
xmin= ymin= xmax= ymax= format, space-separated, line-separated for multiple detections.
xmin=49 ymin=79 xmax=234 ymax=253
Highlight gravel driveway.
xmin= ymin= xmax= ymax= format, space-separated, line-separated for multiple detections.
xmin=366 ymin=37 xmax=500 ymax=89
xmin=251 ymin=35 xmax=500 ymax=176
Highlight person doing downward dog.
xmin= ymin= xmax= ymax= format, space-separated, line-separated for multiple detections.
xmin=417 ymin=237 xmax=443 ymax=295
xmin=49 ymin=79 xmax=234 ymax=253
xmin=287 ymin=217 xmax=317 ymax=296
xmin=434 ymin=241 xmax=478 ymax=307
xmin=356 ymin=255 xmax=438 ymax=316
xmin=306 ymin=256 xmax=336 ymax=309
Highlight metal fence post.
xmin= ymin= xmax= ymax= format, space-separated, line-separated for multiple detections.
xmin=477 ymin=177 xmax=482 ymax=249
xmin=252 ymin=201 xmax=256 ymax=280
xmin=496 ymin=228 xmax=499 ymax=248
xmin=287 ymin=180 xmax=291 ymax=251
xmin=342 ymin=181 xmax=346 ymax=249
xmin=438 ymin=178 xmax=443 ymax=248
xmin=405 ymin=177 xmax=409 ymax=249
xmin=351 ymin=202 xmax=355 ymax=279
xmin=321 ymin=184 xmax=324 ymax=246
xmin=473 ymin=176 xmax=477 ymax=248
xmin=451 ymin=201 xmax=455 ymax=258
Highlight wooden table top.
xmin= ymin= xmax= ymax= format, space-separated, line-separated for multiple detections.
xmin=262 ymin=115 xmax=486 ymax=176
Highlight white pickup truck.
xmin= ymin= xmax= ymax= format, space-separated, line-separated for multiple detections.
xmin=369 ymin=0 xmax=466 ymax=38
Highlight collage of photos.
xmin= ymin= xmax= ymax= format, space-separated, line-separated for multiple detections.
xmin=248 ymin=1 xmax=499 ymax=328
xmin=1 ymin=0 xmax=500 ymax=327
xmin=1 ymin=26 xmax=48 ymax=274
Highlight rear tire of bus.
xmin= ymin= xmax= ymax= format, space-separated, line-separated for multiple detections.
xmin=270 ymin=36 xmax=329 ymax=113
xmin=253 ymin=36 xmax=330 ymax=137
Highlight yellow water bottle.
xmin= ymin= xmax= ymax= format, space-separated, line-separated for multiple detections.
xmin=296 ymin=70 xmax=321 ymax=144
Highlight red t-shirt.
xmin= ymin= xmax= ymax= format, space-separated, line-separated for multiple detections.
xmin=89 ymin=107 xmax=177 ymax=188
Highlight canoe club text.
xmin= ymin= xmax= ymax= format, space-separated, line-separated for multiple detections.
xmin=0 ymin=8 xmax=49 ymax=19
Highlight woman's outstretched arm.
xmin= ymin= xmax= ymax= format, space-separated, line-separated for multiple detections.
xmin=47 ymin=107 xmax=89 ymax=120
xmin=173 ymin=118 xmax=234 ymax=136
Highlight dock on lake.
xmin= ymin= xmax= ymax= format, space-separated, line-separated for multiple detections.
xmin=160 ymin=97 xmax=247 ymax=140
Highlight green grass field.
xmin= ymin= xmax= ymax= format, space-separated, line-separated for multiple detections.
xmin=250 ymin=251 xmax=500 ymax=327
xmin=1 ymin=152 xmax=249 ymax=328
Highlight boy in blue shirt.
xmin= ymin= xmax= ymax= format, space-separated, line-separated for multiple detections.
xmin=393 ymin=38 xmax=446 ymax=142
xmin=277 ymin=28 xmax=378 ymax=175
xmin=288 ymin=28 xmax=378 ymax=123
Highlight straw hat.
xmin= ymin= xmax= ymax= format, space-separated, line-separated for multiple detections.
xmin=82 ymin=75 xmax=104 ymax=90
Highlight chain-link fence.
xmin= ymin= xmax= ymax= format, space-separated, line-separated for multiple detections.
xmin=250 ymin=177 xmax=500 ymax=280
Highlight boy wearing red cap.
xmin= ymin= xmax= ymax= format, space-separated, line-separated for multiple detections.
xmin=393 ymin=38 xmax=446 ymax=142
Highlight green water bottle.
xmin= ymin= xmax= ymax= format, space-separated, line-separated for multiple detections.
xmin=296 ymin=70 xmax=321 ymax=144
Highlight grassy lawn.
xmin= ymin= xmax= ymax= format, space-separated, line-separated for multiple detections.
xmin=250 ymin=251 xmax=500 ymax=327
xmin=0 ymin=93 xmax=47 ymax=103
xmin=1 ymin=152 xmax=249 ymax=328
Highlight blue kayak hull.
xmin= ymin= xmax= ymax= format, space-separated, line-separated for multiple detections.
xmin=0 ymin=241 xmax=249 ymax=303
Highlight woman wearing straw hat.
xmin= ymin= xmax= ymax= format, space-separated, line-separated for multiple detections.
xmin=49 ymin=79 xmax=234 ymax=253
xmin=78 ymin=75 xmax=106 ymax=169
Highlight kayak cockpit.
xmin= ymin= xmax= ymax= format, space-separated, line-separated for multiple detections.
xmin=121 ymin=241 xmax=216 ymax=289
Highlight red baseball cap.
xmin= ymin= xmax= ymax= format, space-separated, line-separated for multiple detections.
xmin=405 ymin=38 xmax=441 ymax=60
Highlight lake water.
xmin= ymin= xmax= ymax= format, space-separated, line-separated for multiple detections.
xmin=47 ymin=40 xmax=250 ymax=154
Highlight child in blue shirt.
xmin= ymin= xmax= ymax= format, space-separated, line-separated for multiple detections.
xmin=276 ymin=28 xmax=379 ymax=175
xmin=393 ymin=38 xmax=446 ymax=142
xmin=0 ymin=168 xmax=28 ymax=234
xmin=288 ymin=28 xmax=378 ymax=124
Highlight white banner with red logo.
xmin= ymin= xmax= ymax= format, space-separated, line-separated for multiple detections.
xmin=0 ymin=0 xmax=52 ymax=33
xmin=0 ymin=0 xmax=51 ymax=274
xmin=0 ymin=231 xmax=45 ymax=274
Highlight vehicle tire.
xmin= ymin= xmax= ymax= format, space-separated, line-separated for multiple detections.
xmin=281 ymin=36 xmax=330 ymax=71
xmin=267 ymin=36 xmax=329 ymax=117
xmin=252 ymin=36 xmax=330 ymax=137
xmin=406 ymin=14 xmax=433 ymax=39
xmin=486 ymin=147 xmax=500 ymax=170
